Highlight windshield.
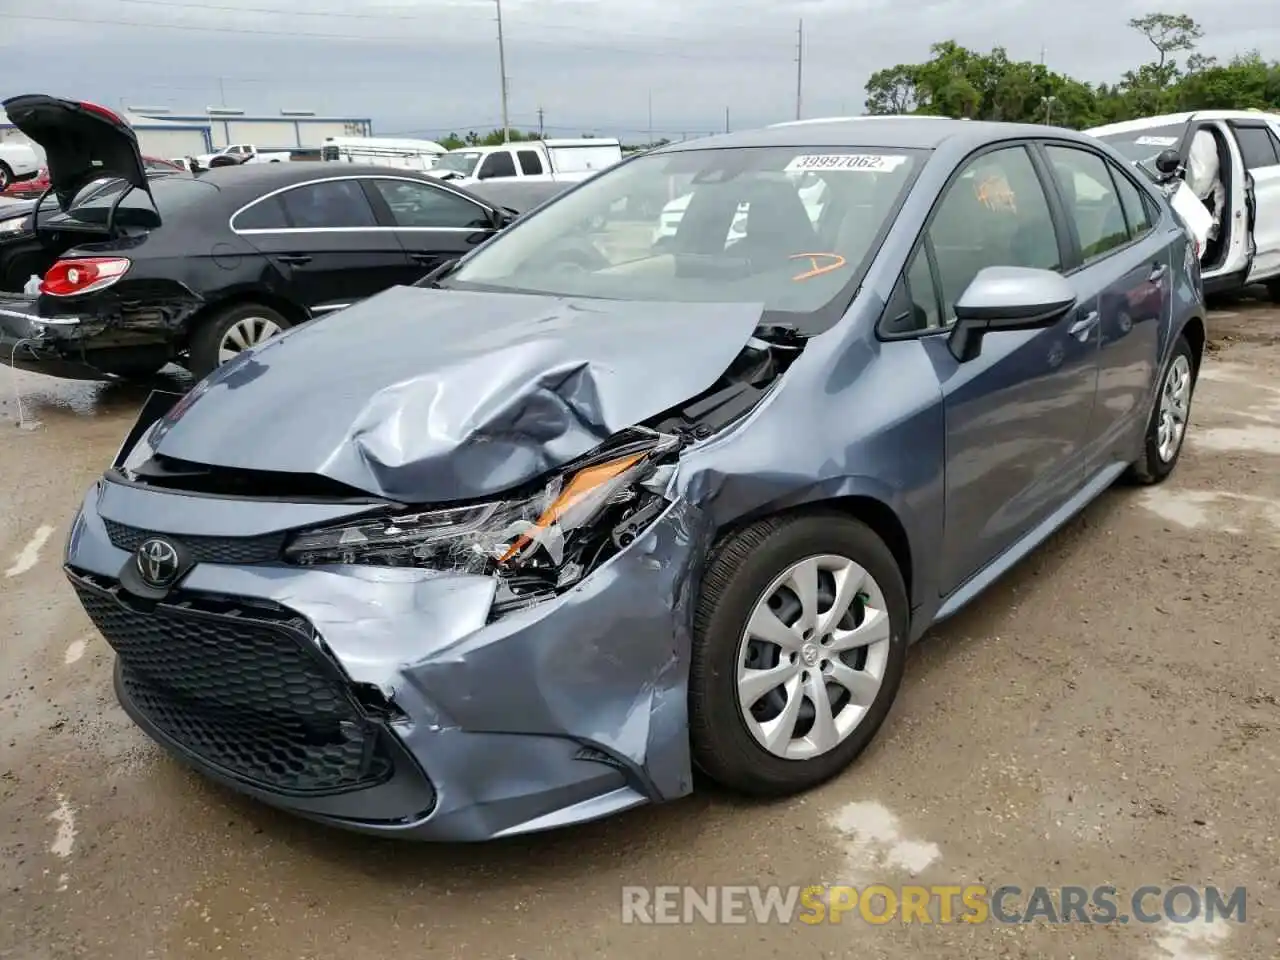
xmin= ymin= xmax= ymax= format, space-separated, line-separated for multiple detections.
xmin=1095 ymin=125 xmax=1185 ymax=165
xmin=443 ymin=145 xmax=923 ymax=328
xmin=434 ymin=151 xmax=482 ymax=175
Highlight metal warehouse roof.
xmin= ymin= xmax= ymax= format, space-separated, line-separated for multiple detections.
xmin=0 ymin=108 xmax=211 ymax=131
xmin=137 ymin=113 xmax=371 ymax=124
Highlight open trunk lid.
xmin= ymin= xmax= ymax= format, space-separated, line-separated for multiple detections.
xmin=1 ymin=95 xmax=150 ymax=214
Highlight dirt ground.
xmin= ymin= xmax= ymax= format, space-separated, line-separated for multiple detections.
xmin=1 ymin=295 xmax=1278 ymax=960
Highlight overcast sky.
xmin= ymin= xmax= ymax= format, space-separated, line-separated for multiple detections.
xmin=1 ymin=0 xmax=1274 ymax=141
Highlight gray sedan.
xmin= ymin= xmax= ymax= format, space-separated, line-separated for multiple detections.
xmin=66 ymin=117 xmax=1205 ymax=840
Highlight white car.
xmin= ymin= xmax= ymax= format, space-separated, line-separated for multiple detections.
xmin=1088 ymin=110 xmax=1280 ymax=299
xmin=653 ymin=176 xmax=828 ymax=245
xmin=0 ymin=139 xmax=41 ymax=192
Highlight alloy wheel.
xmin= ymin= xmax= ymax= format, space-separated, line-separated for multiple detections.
xmin=1156 ymin=354 xmax=1192 ymax=462
xmin=735 ymin=554 xmax=892 ymax=761
xmin=218 ymin=315 xmax=283 ymax=365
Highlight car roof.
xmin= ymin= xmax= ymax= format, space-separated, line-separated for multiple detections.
xmin=651 ymin=117 xmax=1099 ymax=154
xmin=1088 ymin=110 xmax=1280 ymax=136
xmin=190 ymin=162 xmax=437 ymax=190
xmin=174 ymin=163 xmax=493 ymax=212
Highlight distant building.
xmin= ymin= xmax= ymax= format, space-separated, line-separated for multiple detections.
xmin=131 ymin=108 xmax=373 ymax=151
xmin=0 ymin=105 xmax=374 ymax=163
xmin=0 ymin=109 xmax=213 ymax=160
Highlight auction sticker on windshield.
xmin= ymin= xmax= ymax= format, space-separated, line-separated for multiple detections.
xmin=785 ymin=154 xmax=909 ymax=173
xmin=1134 ymin=136 xmax=1179 ymax=147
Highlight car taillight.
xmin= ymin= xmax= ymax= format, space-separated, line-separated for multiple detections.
xmin=39 ymin=257 xmax=131 ymax=297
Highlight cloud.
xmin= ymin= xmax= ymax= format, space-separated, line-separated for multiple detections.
xmin=2 ymin=0 xmax=1277 ymax=140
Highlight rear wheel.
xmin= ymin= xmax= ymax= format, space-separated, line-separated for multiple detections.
xmin=187 ymin=302 xmax=291 ymax=379
xmin=0 ymin=162 xmax=12 ymax=192
xmin=1124 ymin=334 xmax=1196 ymax=485
xmin=689 ymin=512 xmax=909 ymax=796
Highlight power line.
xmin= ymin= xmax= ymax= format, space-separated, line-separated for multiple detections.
xmin=2 ymin=11 xmax=789 ymax=62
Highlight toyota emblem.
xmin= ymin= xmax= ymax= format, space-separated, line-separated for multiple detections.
xmin=135 ymin=538 xmax=181 ymax=587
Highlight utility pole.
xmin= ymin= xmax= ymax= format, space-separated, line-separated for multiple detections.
xmin=536 ymin=106 xmax=544 ymax=137
xmin=647 ymin=90 xmax=653 ymax=146
xmin=1039 ymin=45 xmax=1046 ymax=66
xmin=495 ymin=0 xmax=510 ymax=143
xmin=725 ymin=106 xmax=730 ymax=133
xmin=794 ymin=19 xmax=804 ymax=120
xmin=218 ymin=77 xmax=227 ymax=106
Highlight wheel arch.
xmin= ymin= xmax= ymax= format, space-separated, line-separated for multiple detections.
xmin=1179 ymin=314 xmax=1206 ymax=377
xmin=178 ymin=289 xmax=309 ymax=347
xmin=712 ymin=488 xmax=917 ymax=606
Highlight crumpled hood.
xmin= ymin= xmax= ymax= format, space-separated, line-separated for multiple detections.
xmin=150 ymin=286 xmax=763 ymax=502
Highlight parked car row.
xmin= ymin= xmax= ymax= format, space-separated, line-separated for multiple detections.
xmin=0 ymin=95 xmax=570 ymax=380
xmin=28 ymin=90 xmax=1209 ymax=842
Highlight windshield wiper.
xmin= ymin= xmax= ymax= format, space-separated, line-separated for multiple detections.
xmin=754 ymin=321 xmax=804 ymax=344
xmin=414 ymin=257 xmax=460 ymax=288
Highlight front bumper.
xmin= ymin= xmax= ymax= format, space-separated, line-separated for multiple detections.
xmin=65 ymin=475 xmax=708 ymax=840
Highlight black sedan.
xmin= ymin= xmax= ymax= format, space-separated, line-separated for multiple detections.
xmin=0 ymin=94 xmax=520 ymax=380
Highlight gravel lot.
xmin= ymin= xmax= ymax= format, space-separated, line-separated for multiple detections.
xmin=1 ymin=295 xmax=1278 ymax=959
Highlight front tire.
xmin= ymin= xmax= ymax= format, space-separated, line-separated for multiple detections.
xmin=187 ymin=302 xmax=291 ymax=379
xmin=1125 ymin=333 xmax=1196 ymax=485
xmin=689 ymin=512 xmax=909 ymax=797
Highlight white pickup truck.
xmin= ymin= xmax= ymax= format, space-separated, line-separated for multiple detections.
xmin=429 ymin=137 xmax=622 ymax=186
xmin=194 ymin=143 xmax=293 ymax=167
xmin=0 ymin=138 xmax=41 ymax=191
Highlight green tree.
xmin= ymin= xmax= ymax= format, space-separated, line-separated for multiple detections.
xmin=1128 ymin=12 xmax=1204 ymax=72
xmin=861 ymin=10 xmax=1280 ymax=129
xmin=864 ymin=64 xmax=919 ymax=114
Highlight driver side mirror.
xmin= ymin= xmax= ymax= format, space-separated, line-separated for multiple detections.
xmin=1155 ymin=148 xmax=1182 ymax=177
xmin=947 ymin=266 xmax=1077 ymax=363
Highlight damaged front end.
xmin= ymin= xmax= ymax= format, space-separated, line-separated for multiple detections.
xmin=65 ymin=300 xmax=805 ymax=841
xmin=284 ymin=427 xmax=684 ymax=616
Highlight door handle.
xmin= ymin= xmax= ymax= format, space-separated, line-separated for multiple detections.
xmin=1068 ymin=310 xmax=1100 ymax=342
xmin=409 ymin=253 xmax=436 ymax=265
xmin=1149 ymin=263 xmax=1168 ymax=282
xmin=276 ymin=254 xmax=312 ymax=265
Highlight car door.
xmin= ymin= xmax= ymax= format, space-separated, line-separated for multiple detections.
xmin=1229 ymin=121 xmax=1280 ymax=281
xmin=231 ymin=177 xmax=412 ymax=315
xmin=363 ymin=176 xmax=499 ymax=277
xmin=882 ymin=143 xmax=1101 ymax=597
xmin=1039 ymin=143 xmax=1168 ymax=471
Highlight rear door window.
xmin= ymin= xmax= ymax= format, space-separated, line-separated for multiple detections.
xmin=1234 ymin=125 xmax=1280 ymax=170
xmin=279 ymin=179 xmax=378 ymax=228
xmin=517 ymin=150 xmax=544 ymax=175
xmin=235 ymin=194 xmax=288 ymax=230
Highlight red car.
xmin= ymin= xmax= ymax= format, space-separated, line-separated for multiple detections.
xmin=1 ymin=155 xmax=182 ymax=197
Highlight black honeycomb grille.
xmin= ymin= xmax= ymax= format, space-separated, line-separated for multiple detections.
xmin=103 ymin=518 xmax=285 ymax=565
xmin=71 ymin=574 xmax=392 ymax=795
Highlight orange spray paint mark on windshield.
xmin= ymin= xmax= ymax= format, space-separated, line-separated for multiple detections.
xmin=790 ymin=253 xmax=847 ymax=281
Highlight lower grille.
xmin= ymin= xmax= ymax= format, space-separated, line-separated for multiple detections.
xmin=71 ymin=572 xmax=393 ymax=796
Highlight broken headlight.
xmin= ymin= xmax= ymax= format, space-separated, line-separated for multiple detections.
xmin=283 ymin=430 xmax=680 ymax=579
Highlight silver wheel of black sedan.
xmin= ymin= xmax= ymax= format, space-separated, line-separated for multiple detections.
xmin=218 ymin=315 xmax=284 ymax=365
